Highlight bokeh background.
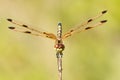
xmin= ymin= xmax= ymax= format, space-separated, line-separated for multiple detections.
xmin=0 ymin=0 xmax=120 ymax=80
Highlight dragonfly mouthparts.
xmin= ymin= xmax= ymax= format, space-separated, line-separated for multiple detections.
xmin=58 ymin=22 xmax=62 ymax=27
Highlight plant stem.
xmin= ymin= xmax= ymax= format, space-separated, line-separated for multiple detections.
xmin=56 ymin=52 xmax=63 ymax=80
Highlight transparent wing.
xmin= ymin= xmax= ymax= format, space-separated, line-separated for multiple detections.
xmin=7 ymin=19 xmax=57 ymax=40
xmin=62 ymin=10 xmax=107 ymax=39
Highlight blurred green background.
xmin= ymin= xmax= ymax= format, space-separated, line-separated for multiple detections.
xmin=0 ymin=0 xmax=120 ymax=80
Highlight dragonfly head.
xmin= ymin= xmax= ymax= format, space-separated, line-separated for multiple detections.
xmin=54 ymin=42 xmax=65 ymax=53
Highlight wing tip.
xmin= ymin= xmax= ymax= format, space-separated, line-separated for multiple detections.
xmin=7 ymin=18 xmax=12 ymax=22
xmin=102 ymin=10 xmax=107 ymax=14
xmin=8 ymin=26 xmax=15 ymax=29
xmin=101 ymin=20 xmax=107 ymax=23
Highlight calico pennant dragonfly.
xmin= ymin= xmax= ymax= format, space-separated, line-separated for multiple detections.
xmin=7 ymin=10 xmax=107 ymax=80
xmin=7 ymin=10 xmax=107 ymax=55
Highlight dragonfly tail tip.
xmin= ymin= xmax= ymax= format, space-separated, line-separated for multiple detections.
xmin=58 ymin=22 xmax=62 ymax=26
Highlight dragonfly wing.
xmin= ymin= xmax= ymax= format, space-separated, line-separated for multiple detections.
xmin=7 ymin=19 xmax=57 ymax=40
xmin=62 ymin=10 xmax=107 ymax=39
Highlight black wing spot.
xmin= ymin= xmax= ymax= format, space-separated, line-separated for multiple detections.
xmin=7 ymin=18 xmax=12 ymax=22
xmin=88 ymin=19 xmax=93 ymax=23
xmin=22 ymin=25 xmax=28 ymax=28
xmin=101 ymin=20 xmax=107 ymax=23
xmin=24 ymin=31 xmax=31 ymax=33
xmin=43 ymin=32 xmax=48 ymax=35
xmin=85 ymin=27 xmax=92 ymax=30
xmin=70 ymin=29 xmax=74 ymax=32
xmin=46 ymin=35 xmax=49 ymax=38
xmin=8 ymin=27 xmax=15 ymax=29
xmin=102 ymin=10 xmax=107 ymax=14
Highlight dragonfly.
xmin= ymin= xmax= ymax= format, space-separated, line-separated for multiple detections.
xmin=7 ymin=10 xmax=107 ymax=80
